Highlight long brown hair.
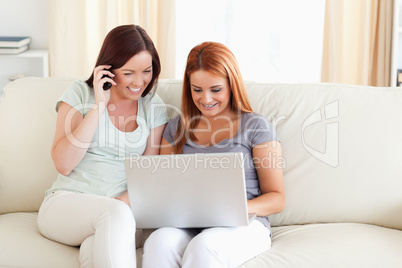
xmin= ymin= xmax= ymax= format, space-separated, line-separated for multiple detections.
xmin=85 ymin=24 xmax=161 ymax=97
xmin=174 ymin=42 xmax=253 ymax=153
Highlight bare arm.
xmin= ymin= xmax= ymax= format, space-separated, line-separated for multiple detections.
xmin=160 ymin=137 xmax=175 ymax=155
xmin=247 ymin=141 xmax=286 ymax=216
xmin=51 ymin=102 xmax=106 ymax=175
xmin=51 ymin=66 xmax=115 ymax=176
xmin=142 ymin=124 xmax=167 ymax=155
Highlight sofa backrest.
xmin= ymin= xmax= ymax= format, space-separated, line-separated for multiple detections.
xmin=241 ymin=82 xmax=402 ymax=230
xmin=0 ymin=77 xmax=75 ymax=214
xmin=1 ymin=77 xmax=402 ymax=231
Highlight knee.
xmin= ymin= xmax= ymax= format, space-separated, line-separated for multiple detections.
xmin=187 ymin=232 xmax=219 ymax=255
xmin=143 ymin=228 xmax=190 ymax=267
xmin=183 ymin=232 xmax=226 ymax=266
xmin=98 ymin=199 xmax=135 ymax=229
xmin=111 ymin=199 xmax=133 ymax=218
xmin=144 ymin=227 xmax=183 ymax=253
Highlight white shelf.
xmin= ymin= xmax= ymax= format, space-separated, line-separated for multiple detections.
xmin=1 ymin=49 xmax=47 ymax=59
xmin=0 ymin=49 xmax=49 ymax=97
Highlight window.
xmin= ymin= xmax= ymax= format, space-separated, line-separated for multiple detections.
xmin=176 ymin=0 xmax=326 ymax=83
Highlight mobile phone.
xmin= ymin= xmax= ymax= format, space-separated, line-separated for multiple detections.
xmin=102 ymin=68 xmax=113 ymax=90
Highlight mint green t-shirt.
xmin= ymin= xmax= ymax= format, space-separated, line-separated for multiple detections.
xmin=47 ymin=80 xmax=169 ymax=197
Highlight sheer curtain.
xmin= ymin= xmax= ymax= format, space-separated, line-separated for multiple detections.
xmin=49 ymin=0 xmax=175 ymax=78
xmin=321 ymin=0 xmax=393 ymax=86
xmin=175 ymin=0 xmax=326 ymax=83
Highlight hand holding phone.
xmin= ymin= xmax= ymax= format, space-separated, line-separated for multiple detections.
xmin=102 ymin=68 xmax=113 ymax=90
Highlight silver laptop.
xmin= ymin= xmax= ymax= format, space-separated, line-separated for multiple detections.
xmin=124 ymin=152 xmax=256 ymax=229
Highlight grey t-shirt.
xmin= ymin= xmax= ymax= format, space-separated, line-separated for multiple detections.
xmin=163 ymin=112 xmax=279 ymax=229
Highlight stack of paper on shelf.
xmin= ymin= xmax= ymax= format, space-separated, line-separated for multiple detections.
xmin=0 ymin=36 xmax=31 ymax=54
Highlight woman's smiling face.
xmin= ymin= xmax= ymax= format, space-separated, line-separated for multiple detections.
xmin=190 ymin=70 xmax=232 ymax=118
xmin=112 ymin=50 xmax=153 ymax=101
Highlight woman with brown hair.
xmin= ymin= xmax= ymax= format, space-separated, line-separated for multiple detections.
xmin=37 ymin=24 xmax=169 ymax=267
xmin=142 ymin=42 xmax=285 ymax=267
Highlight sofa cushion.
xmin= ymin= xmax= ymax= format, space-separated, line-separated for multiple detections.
xmin=240 ymin=83 xmax=402 ymax=229
xmin=4 ymin=213 xmax=401 ymax=268
xmin=0 ymin=212 xmax=79 ymax=267
xmin=0 ymin=77 xmax=75 ymax=213
xmin=239 ymin=223 xmax=402 ymax=267
xmin=156 ymin=81 xmax=402 ymax=230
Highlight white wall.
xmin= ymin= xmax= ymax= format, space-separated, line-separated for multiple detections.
xmin=0 ymin=0 xmax=49 ymax=49
xmin=175 ymin=0 xmax=325 ymax=83
xmin=0 ymin=0 xmax=49 ymax=96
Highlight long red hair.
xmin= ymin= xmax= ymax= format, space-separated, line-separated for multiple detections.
xmin=174 ymin=42 xmax=253 ymax=153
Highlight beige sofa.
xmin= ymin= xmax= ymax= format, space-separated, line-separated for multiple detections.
xmin=1 ymin=77 xmax=402 ymax=267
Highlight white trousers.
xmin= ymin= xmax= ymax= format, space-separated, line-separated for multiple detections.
xmin=37 ymin=191 xmax=138 ymax=268
xmin=142 ymin=220 xmax=271 ymax=268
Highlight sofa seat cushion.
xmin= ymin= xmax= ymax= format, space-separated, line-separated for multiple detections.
xmin=240 ymin=223 xmax=402 ymax=267
xmin=0 ymin=212 xmax=79 ymax=268
xmin=2 ymin=213 xmax=402 ymax=267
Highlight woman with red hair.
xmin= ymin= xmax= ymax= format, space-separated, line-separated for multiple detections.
xmin=143 ymin=42 xmax=285 ymax=267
